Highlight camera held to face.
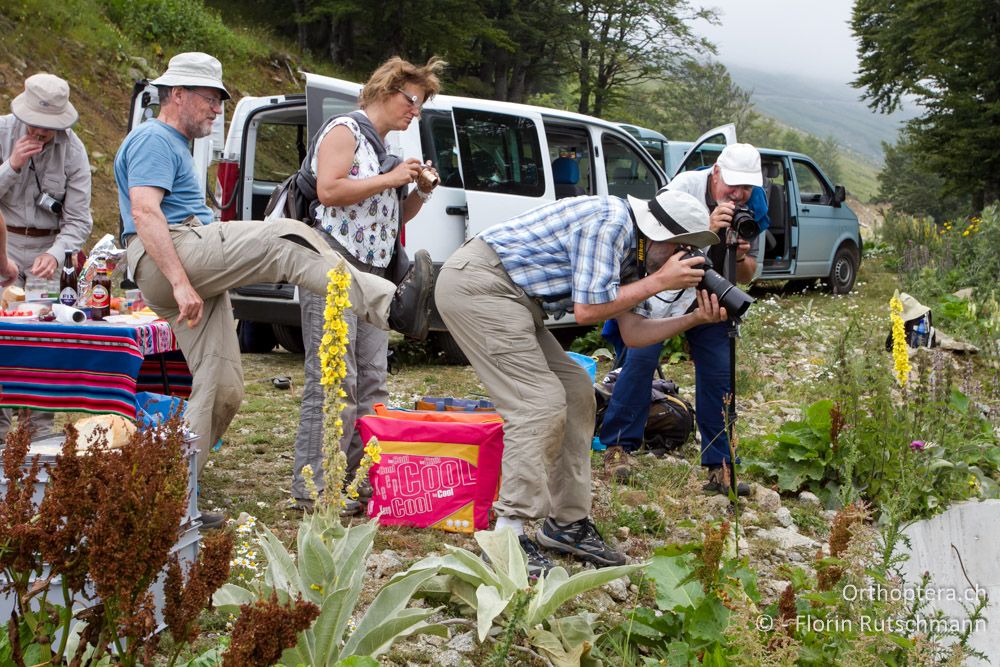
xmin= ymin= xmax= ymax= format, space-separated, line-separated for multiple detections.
xmin=679 ymin=248 xmax=755 ymax=322
xmin=36 ymin=191 xmax=63 ymax=215
xmin=729 ymin=206 xmax=759 ymax=242
xmin=416 ymin=165 xmax=439 ymax=191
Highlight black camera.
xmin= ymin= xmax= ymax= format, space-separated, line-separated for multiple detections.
xmin=680 ymin=248 xmax=755 ymax=322
xmin=36 ymin=192 xmax=63 ymax=215
xmin=730 ymin=207 xmax=759 ymax=241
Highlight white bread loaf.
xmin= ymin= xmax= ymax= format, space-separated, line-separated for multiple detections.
xmin=73 ymin=414 xmax=136 ymax=449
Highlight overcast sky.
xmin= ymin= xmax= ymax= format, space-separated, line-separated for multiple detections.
xmin=694 ymin=0 xmax=861 ymax=83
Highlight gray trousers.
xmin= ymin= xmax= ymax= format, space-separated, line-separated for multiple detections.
xmin=0 ymin=232 xmax=56 ymax=439
xmin=292 ymin=236 xmax=389 ymax=500
xmin=435 ymin=238 xmax=594 ymax=524
xmin=126 ymin=217 xmax=395 ymax=473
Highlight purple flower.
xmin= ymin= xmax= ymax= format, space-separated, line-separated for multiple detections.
xmin=910 ymin=440 xmax=926 ymax=452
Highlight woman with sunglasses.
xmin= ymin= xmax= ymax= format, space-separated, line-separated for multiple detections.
xmin=290 ymin=56 xmax=446 ymax=514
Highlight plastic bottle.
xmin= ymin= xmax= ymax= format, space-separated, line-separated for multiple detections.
xmin=913 ymin=316 xmax=929 ymax=347
xmin=59 ymin=251 xmax=79 ymax=306
xmin=91 ymin=260 xmax=111 ymax=321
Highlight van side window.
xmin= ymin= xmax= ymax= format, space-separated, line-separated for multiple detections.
xmin=420 ymin=111 xmax=461 ymax=187
xmin=793 ymin=159 xmax=833 ymax=205
xmin=602 ymin=135 xmax=658 ymax=199
xmin=254 ymin=122 xmax=306 ymax=183
xmin=454 ymin=109 xmax=544 ymax=197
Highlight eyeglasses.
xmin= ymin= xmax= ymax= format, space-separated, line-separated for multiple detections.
xmin=184 ymin=87 xmax=223 ymax=109
xmin=394 ymin=89 xmax=423 ymax=111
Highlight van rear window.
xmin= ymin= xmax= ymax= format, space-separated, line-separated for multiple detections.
xmin=454 ymin=109 xmax=544 ymax=197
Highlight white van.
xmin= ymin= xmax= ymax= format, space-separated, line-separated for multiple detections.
xmin=129 ymin=74 xmax=672 ymax=353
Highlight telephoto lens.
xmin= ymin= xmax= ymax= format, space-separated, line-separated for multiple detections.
xmin=680 ymin=249 xmax=755 ymax=322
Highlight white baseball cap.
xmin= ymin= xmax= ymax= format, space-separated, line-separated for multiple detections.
xmin=627 ymin=190 xmax=719 ymax=247
xmin=717 ymin=143 xmax=762 ymax=187
xmin=151 ymin=52 xmax=230 ymax=100
xmin=11 ymin=73 xmax=78 ymax=130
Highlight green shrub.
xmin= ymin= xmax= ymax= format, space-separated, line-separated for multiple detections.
xmin=99 ymin=0 xmax=258 ymax=59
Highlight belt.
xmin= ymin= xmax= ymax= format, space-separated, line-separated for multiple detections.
xmin=6 ymin=225 xmax=59 ymax=238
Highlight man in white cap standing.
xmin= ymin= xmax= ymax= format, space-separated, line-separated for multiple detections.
xmin=434 ymin=191 xmax=726 ymax=575
xmin=114 ymin=53 xmax=435 ymax=528
xmin=598 ymin=143 xmax=768 ymax=496
xmin=0 ymin=73 xmax=93 ymax=439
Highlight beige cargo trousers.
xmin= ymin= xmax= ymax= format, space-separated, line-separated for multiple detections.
xmin=126 ymin=216 xmax=395 ymax=472
xmin=435 ymin=238 xmax=594 ymax=525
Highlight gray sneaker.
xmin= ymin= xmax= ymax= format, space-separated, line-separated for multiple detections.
xmin=537 ymin=517 xmax=625 ymax=567
xmin=388 ymin=249 xmax=435 ymax=341
xmin=483 ymin=535 xmax=554 ymax=580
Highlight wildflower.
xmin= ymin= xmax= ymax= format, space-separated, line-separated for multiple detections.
xmin=318 ymin=267 xmax=353 ymax=513
xmin=909 ymin=440 xmax=926 ymax=452
xmin=221 ymin=593 xmax=320 ymax=667
xmin=968 ymin=475 xmax=981 ymax=493
xmin=889 ymin=293 xmax=911 ymax=386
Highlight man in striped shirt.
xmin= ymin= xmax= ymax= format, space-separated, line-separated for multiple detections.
xmin=435 ymin=190 xmax=726 ymax=574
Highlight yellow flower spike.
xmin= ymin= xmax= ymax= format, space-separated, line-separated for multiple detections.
xmin=317 ymin=267 xmax=353 ymax=515
xmin=889 ymin=293 xmax=911 ymax=387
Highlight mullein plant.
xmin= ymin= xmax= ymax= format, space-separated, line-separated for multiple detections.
xmin=0 ymin=415 xmax=237 ymax=667
xmin=889 ymin=292 xmax=911 ymax=388
xmin=213 ymin=268 xmax=444 ymax=667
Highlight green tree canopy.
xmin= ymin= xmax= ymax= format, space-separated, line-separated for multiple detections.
xmin=852 ymin=0 xmax=1000 ymax=209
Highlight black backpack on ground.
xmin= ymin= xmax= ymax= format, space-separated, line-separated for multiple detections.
xmin=594 ymin=367 xmax=695 ymax=455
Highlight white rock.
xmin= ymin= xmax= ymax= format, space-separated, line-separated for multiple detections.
xmin=753 ymin=484 xmax=782 ymax=513
xmin=447 ymin=631 xmax=476 ymax=653
xmin=798 ymin=491 xmax=821 ymax=506
xmin=788 ymin=551 xmax=803 ymax=562
xmin=775 ymin=507 xmax=795 ymax=528
xmin=367 ymin=549 xmax=404 ymax=578
xmin=757 ymin=527 xmax=817 ymax=551
xmin=821 ymin=509 xmax=838 ymax=522
xmin=704 ymin=494 xmax=732 ymax=514
xmin=604 ymin=577 xmax=630 ymax=602
xmin=436 ymin=651 xmax=464 ymax=667
xmin=740 ymin=509 xmax=760 ymax=525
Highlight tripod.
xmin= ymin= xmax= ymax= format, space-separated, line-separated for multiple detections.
xmin=723 ymin=231 xmax=742 ymax=500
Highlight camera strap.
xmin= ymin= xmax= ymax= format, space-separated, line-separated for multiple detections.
xmin=624 ymin=204 xmax=647 ymax=281
xmin=29 ymin=157 xmax=43 ymax=194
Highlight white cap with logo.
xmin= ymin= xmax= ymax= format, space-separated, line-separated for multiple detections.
xmin=716 ymin=143 xmax=762 ymax=187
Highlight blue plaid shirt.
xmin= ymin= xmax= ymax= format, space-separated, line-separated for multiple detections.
xmin=480 ymin=196 xmax=635 ymax=316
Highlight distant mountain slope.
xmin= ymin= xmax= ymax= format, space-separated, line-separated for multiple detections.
xmin=726 ymin=64 xmax=918 ymax=164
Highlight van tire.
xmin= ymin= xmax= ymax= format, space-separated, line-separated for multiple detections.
xmin=430 ymin=331 xmax=469 ymax=365
xmin=825 ymin=246 xmax=858 ymax=295
xmin=273 ymin=324 xmax=306 ymax=354
xmin=237 ymin=320 xmax=277 ymax=353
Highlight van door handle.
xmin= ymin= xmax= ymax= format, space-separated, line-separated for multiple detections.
xmin=801 ymin=207 xmax=810 ymax=214
xmin=446 ymin=205 xmax=468 ymax=216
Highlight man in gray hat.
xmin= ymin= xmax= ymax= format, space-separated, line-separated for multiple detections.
xmin=115 ymin=52 xmax=435 ymax=528
xmin=0 ymin=72 xmax=93 ymax=438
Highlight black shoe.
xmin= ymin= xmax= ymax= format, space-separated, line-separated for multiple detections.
xmin=702 ymin=466 xmax=750 ymax=497
xmin=536 ymin=517 xmax=626 ymax=567
xmin=480 ymin=534 xmax=554 ymax=579
xmin=199 ymin=510 xmax=227 ymax=530
xmin=340 ymin=499 xmax=363 ymax=517
xmin=388 ymin=249 xmax=435 ymax=341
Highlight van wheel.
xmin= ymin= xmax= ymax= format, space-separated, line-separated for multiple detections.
xmin=824 ymin=246 xmax=858 ymax=294
xmin=430 ymin=331 xmax=469 ymax=365
xmin=237 ymin=321 xmax=277 ymax=353
xmin=273 ymin=324 xmax=306 ymax=354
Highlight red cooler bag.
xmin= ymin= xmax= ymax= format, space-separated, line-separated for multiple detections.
xmin=357 ymin=404 xmax=504 ymax=533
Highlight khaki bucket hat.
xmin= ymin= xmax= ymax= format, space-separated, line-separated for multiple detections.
xmin=11 ymin=73 xmax=78 ymax=130
xmin=151 ymin=52 xmax=230 ymax=100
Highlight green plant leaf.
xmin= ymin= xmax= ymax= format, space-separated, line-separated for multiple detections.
xmin=259 ymin=524 xmax=303 ymax=595
xmin=177 ymin=647 xmax=225 ymax=666
xmin=343 ymin=567 xmax=446 ymax=656
xmin=527 ymin=563 xmax=643 ymax=626
xmin=344 ymin=608 xmax=446 ymax=658
xmin=649 ymin=555 xmax=703 ymax=611
xmin=335 ymin=657 xmax=380 ymax=667
xmin=474 ymin=583 xmax=511 ymax=641
xmin=475 ymin=528 xmax=529 ymax=590
xmin=948 ymin=388 xmax=970 ymax=414
xmin=687 ymin=597 xmax=730 ymax=643
xmin=804 ymin=400 xmax=834 ymax=437
xmin=298 ymin=526 xmax=336 ymax=604
xmin=212 ymin=583 xmax=256 ymax=611
xmin=527 ymin=627 xmax=587 ymax=667
xmin=547 ymin=613 xmax=599 ymax=652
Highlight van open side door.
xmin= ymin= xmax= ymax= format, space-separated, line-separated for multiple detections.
xmin=669 ymin=123 xmax=737 ymax=179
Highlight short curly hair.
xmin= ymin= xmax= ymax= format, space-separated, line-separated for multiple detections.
xmin=359 ymin=56 xmax=447 ymax=109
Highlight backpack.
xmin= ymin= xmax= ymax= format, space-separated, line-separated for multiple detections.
xmin=263 ymin=110 xmax=410 ymax=281
xmin=595 ymin=368 xmax=695 ymax=454
xmin=263 ymin=111 xmax=404 ymax=225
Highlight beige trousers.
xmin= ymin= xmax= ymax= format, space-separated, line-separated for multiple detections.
xmin=126 ymin=217 xmax=395 ymax=472
xmin=435 ymin=238 xmax=594 ymax=524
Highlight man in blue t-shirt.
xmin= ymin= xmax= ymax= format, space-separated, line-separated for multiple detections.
xmin=114 ymin=52 xmax=435 ymax=528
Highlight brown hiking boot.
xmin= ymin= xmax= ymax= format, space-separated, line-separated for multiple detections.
xmin=702 ymin=465 xmax=750 ymax=497
xmin=603 ymin=446 xmax=635 ymax=484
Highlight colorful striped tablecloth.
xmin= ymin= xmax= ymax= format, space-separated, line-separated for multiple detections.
xmin=0 ymin=319 xmax=191 ymax=419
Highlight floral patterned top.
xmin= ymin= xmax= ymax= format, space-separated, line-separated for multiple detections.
xmin=311 ymin=112 xmax=399 ymax=268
